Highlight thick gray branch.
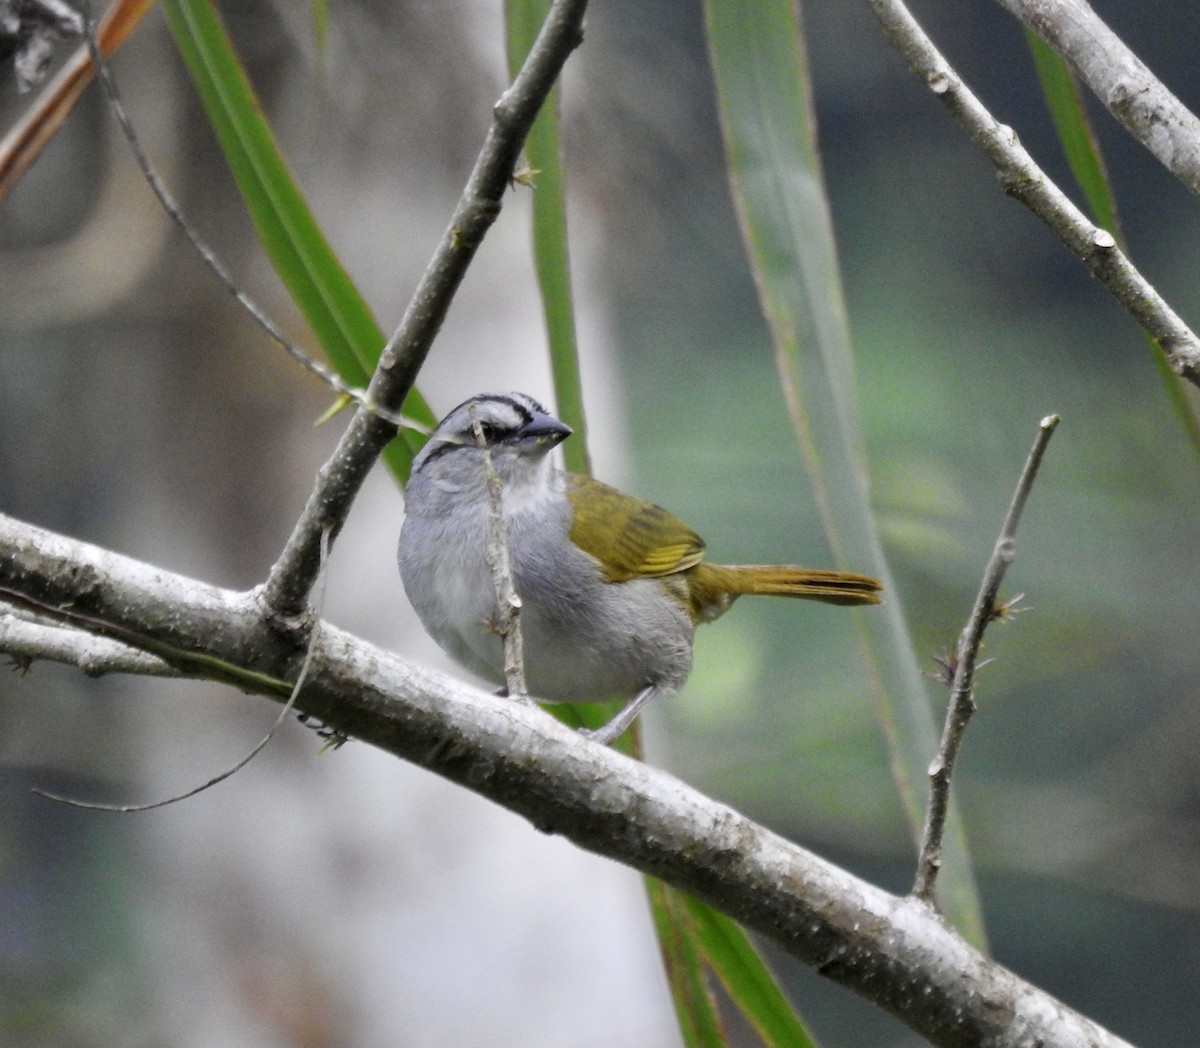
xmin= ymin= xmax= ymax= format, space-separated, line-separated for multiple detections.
xmin=0 ymin=511 xmax=1133 ymax=1048
xmin=261 ymin=0 xmax=588 ymax=619
xmin=993 ymin=0 xmax=1200 ymax=200
xmin=867 ymin=0 xmax=1200 ymax=387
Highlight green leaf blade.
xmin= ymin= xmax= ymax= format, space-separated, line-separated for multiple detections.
xmin=504 ymin=0 xmax=590 ymax=474
xmin=504 ymin=14 xmax=814 ymax=1040
xmin=684 ymin=896 xmax=819 ymax=1048
xmin=1024 ymin=29 xmax=1200 ymax=460
xmin=647 ymin=879 xmax=732 ymax=1048
xmin=704 ymin=0 xmax=988 ymax=947
xmin=1025 ymin=30 xmax=1119 ymax=236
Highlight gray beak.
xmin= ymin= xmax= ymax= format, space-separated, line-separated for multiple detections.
xmin=517 ymin=410 xmax=572 ymax=450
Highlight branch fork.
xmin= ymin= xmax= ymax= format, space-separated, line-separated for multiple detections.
xmin=260 ymin=0 xmax=589 ymax=620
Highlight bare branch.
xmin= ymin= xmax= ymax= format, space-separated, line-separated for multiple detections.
xmin=0 ymin=608 xmax=176 ymax=677
xmin=866 ymin=0 xmax=1200 ymax=387
xmin=469 ymin=405 xmax=530 ymax=701
xmin=914 ymin=416 xmax=1060 ymax=903
xmin=260 ymin=0 xmax=589 ymax=620
xmin=993 ymin=0 xmax=1200 ymax=201
xmin=0 ymin=510 xmax=1136 ymax=1048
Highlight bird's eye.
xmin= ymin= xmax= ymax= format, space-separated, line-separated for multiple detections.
xmin=471 ymin=422 xmax=496 ymax=444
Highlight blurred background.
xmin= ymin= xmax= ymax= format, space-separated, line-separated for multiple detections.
xmin=2 ymin=1 xmax=1199 ymax=1044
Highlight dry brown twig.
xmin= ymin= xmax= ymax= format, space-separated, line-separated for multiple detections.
xmin=468 ymin=404 xmax=530 ymax=702
xmin=913 ymin=415 xmax=1060 ymax=902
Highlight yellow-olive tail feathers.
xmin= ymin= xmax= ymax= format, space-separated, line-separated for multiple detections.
xmin=692 ymin=564 xmax=883 ymax=617
xmin=724 ymin=565 xmax=882 ymax=605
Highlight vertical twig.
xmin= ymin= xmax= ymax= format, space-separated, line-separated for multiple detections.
xmin=913 ymin=415 xmax=1060 ymax=902
xmin=468 ymin=406 xmax=529 ymax=702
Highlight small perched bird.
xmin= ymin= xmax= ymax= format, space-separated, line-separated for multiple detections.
xmin=398 ymin=393 xmax=882 ymax=744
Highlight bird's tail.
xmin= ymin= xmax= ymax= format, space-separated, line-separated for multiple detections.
xmin=721 ymin=565 xmax=882 ymax=604
xmin=688 ymin=564 xmax=882 ymax=622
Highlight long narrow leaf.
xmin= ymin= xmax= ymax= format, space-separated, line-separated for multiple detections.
xmin=505 ymin=0 xmax=623 ymax=741
xmin=162 ymin=0 xmax=433 ymax=479
xmin=703 ymin=0 xmax=987 ymax=947
xmin=504 ymin=0 xmax=590 ymax=473
xmin=505 ymin=4 xmax=820 ymax=1042
xmin=683 ymin=895 xmax=819 ymax=1048
xmin=646 ymin=879 xmax=730 ymax=1048
xmin=1025 ymin=31 xmax=1118 ymax=234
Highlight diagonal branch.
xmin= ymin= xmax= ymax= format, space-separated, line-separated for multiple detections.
xmin=992 ymin=0 xmax=1200 ymax=201
xmin=260 ymin=0 xmax=588 ymax=620
xmin=0 ymin=509 xmax=1132 ymax=1048
xmin=913 ymin=415 xmax=1059 ymax=903
xmin=865 ymin=0 xmax=1200 ymax=387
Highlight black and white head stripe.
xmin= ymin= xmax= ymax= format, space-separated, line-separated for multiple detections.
xmin=413 ymin=393 xmax=558 ymax=472
xmin=444 ymin=392 xmax=550 ymax=434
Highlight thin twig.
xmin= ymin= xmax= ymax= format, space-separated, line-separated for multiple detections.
xmin=260 ymin=0 xmax=588 ymax=619
xmin=30 ymin=526 xmax=333 ymax=813
xmin=912 ymin=415 xmax=1060 ymax=902
xmin=76 ymin=1 xmax=414 ymax=430
xmin=865 ymin=0 xmax=1200 ymax=387
xmin=0 ymin=582 xmax=293 ymax=696
xmin=468 ymin=405 xmax=530 ymax=702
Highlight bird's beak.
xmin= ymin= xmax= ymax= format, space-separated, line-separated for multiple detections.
xmin=517 ymin=410 xmax=572 ymax=450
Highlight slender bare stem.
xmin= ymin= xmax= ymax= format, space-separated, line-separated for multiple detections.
xmin=30 ymin=526 xmax=331 ymax=814
xmin=260 ymin=0 xmax=588 ymax=620
xmin=865 ymin=0 xmax=1200 ymax=386
xmin=469 ymin=406 xmax=529 ymax=701
xmin=76 ymin=2 xmax=409 ymax=427
xmin=913 ymin=415 xmax=1060 ymax=902
xmin=0 ymin=610 xmax=176 ymax=677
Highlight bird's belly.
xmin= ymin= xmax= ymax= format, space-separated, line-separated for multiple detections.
xmin=404 ymin=556 xmax=692 ymax=703
xmin=399 ymin=537 xmax=504 ymax=685
xmin=517 ymin=575 xmax=694 ymax=703
xmin=399 ymin=510 xmax=695 ymax=704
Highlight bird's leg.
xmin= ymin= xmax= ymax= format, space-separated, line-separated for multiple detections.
xmin=578 ymin=684 xmax=664 ymax=746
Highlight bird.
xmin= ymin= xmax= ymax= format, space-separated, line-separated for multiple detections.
xmin=398 ymin=392 xmax=882 ymax=744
